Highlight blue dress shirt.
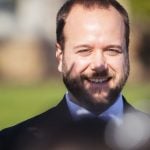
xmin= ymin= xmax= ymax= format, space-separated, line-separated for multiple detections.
xmin=66 ymin=92 xmax=123 ymax=124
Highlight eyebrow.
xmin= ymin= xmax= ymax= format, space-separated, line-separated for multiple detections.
xmin=73 ymin=44 xmax=123 ymax=50
xmin=73 ymin=44 xmax=92 ymax=50
xmin=105 ymin=45 xmax=123 ymax=50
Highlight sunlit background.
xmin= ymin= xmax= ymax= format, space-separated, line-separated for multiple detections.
xmin=0 ymin=0 xmax=150 ymax=129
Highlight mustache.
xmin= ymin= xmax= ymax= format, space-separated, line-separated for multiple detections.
xmin=82 ymin=70 xmax=111 ymax=79
xmin=62 ymin=61 xmax=112 ymax=80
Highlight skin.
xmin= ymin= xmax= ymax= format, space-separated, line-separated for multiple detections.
xmin=56 ymin=5 xmax=129 ymax=114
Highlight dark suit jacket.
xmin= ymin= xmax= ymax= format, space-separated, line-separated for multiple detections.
xmin=0 ymin=96 xmax=150 ymax=150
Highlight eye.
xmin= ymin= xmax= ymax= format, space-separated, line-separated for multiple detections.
xmin=76 ymin=48 xmax=92 ymax=56
xmin=105 ymin=48 xmax=122 ymax=56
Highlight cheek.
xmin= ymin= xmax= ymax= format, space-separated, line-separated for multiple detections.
xmin=107 ymin=57 xmax=126 ymax=73
xmin=77 ymin=58 xmax=90 ymax=70
xmin=64 ymin=56 xmax=90 ymax=76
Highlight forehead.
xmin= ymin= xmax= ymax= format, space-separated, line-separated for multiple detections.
xmin=63 ymin=5 xmax=125 ymax=44
xmin=64 ymin=4 xmax=124 ymax=34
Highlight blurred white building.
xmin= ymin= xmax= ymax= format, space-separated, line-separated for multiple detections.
xmin=0 ymin=0 xmax=64 ymax=41
xmin=0 ymin=0 xmax=64 ymax=83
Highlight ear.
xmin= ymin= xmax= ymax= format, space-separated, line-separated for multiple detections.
xmin=56 ymin=43 xmax=63 ymax=72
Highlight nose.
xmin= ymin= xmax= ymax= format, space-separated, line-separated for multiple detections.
xmin=90 ymin=50 xmax=108 ymax=72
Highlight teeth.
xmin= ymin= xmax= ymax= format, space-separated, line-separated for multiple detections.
xmin=90 ymin=78 xmax=108 ymax=83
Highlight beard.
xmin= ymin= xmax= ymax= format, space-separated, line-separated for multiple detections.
xmin=62 ymin=59 xmax=129 ymax=114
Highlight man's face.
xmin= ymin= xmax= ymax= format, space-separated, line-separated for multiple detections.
xmin=56 ymin=5 xmax=129 ymax=113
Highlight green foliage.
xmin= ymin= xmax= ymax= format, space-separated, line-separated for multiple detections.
xmin=0 ymin=80 xmax=150 ymax=130
xmin=130 ymin=0 xmax=150 ymax=20
xmin=123 ymin=83 xmax=150 ymax=112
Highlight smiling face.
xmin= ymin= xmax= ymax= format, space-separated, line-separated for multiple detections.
xmin=56 ymin=5 xmax=129 ymax=113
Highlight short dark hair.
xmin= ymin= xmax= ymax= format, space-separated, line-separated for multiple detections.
xmin=56 ymin=0 xmax=130 ymax=51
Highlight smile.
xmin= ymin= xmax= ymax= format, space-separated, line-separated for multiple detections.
xmin=88 ymin=77 xmax=111 ymax=84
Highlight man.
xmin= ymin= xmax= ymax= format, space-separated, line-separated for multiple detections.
xmin=0 ymin=0 xmax=150 ymax=150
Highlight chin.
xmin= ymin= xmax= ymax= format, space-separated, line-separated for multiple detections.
xmin=94 ymin=97 xmax=110 ymax=105
xmin=89 ymin=93 xmax=111 ymax=105
xmin=91 ymin=89 xmax=119 ymax=103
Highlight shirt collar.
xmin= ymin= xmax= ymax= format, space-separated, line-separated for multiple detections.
xmin=66 ymin=92 xmax=123 ymax=122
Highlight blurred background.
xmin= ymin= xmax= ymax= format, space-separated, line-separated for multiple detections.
xmin=0 ymin=0 xmax=150 ymax=129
